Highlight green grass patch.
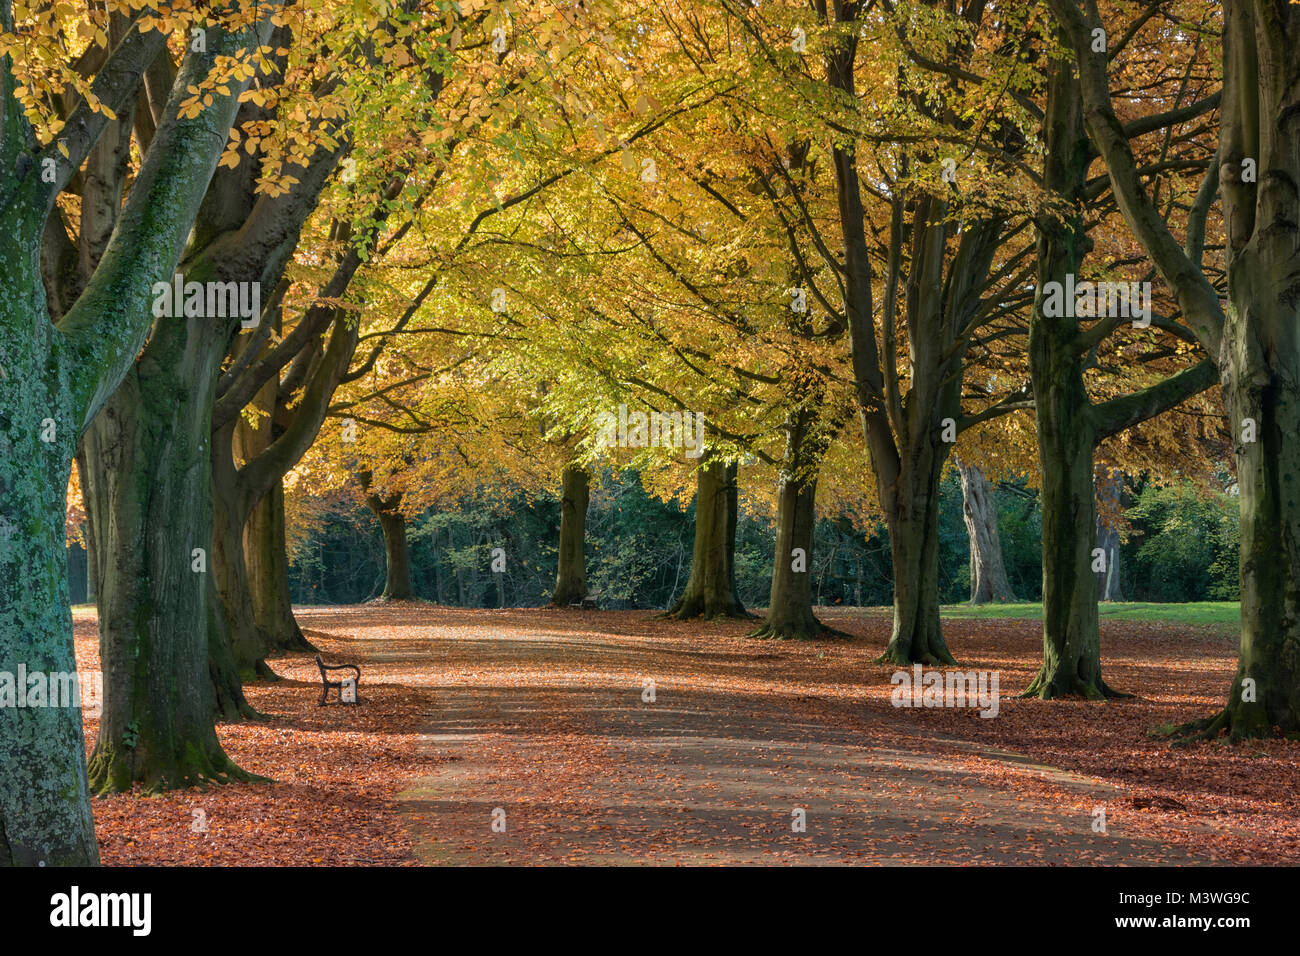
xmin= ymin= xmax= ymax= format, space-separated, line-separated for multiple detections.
xmin=940 ymin=601 xmax=1239 ymax=629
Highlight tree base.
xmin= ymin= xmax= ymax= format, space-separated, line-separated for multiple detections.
xmin=211 ymin=672 xmax=267 ymax=722
xmin=240 ymin=658 xmax=282 ymax=684
xmin=269 ymin=620 xmax=318 ymax=654
xmin=1018 ymin=665 xmax=1133 ymax=701
xmin=875 ymin=643 xmax=957 ymax=667
xmin=1168 ymin=704 xmax=1296 ymax=744
xmin=658 ymin=593 xmax=751 ymax=621
xmin=749 ymin=614 xmax=845 ymax=641
xmin=87 ymin=742 xmax=269 ymax=796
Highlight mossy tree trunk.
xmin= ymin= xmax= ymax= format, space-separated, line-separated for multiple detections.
xmin=664 ymin=458 xmax=746 ymax=619
xmin=0 ymin=8 xmax=265 ymax=862
xmin=551 ymin=465 xmax=590 ymax=606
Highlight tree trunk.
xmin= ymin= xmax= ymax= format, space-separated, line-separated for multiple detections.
xmin=1094 ymin=470 xmax=1124 ymax=602
xmin=365 ymin=489 xmax=415 ymax=600
xmin=81 ymin=318 xmax=254 ymax=793
xmin=664 ymin=458 xmax=746 ymax=619
xmin=752 ymin=474 xmax=821 ymax=639
xmin=211 ymin=418 xmax=275 ymax=685
xmin=879 ymin=443 xmax=955 ymax=664
xmin=1026 ymin=370 xmax=1110 ymax=698
xmin=0 ymin=363 xmax=98 ymax=864
xmin=235 ymin=366 xmax=314 ymax=650
xmin=752 ymin=408 xmax=826 ymax=640
xmin=1209 ymin=24 xmax=1300 ymax=736
xmin=1095 ymin=521 xmax=1122 ymax=602
xmin=0 ymin=12 xmax=268 ymax=861
xmin=246 ymin=480 xmax=316 ymax=648
xmin=1196 ymin=7 xmax=1300 ymax=737
xmin=550 ymin=465 xmax=589 ymax=606
xmin=1023 ymin=50 xmax=1118 ymax=700
xmin=75 ymin=450 xmax=98 ymax=605
xmin=958 ymin=460 xmax=1016 ymax=604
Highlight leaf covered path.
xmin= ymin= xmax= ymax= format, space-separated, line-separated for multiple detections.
xmin=381 ymin=608 xmax=1215 ymax=865
xmin=81 ymin=604 xmax=1299 ymax=865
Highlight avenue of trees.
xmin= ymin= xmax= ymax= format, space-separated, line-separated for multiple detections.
xmin=0 ymin=0 xmax=1294 ymax=866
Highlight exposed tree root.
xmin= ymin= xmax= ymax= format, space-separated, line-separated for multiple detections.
xmin=88 ymin=745 xmax=269 ymax=797
xmin=657 ymin=594 xmax=752 ymax=622
xmin=1166 ymin=705 xmax=1291 ymax=745
xmin=1017 ymin=667 xmax=1134 ymax=700
xmin=748 ymin=615 xmax=848 ymax=641
xmin=875 ymin=645 xmax=958 ymax=667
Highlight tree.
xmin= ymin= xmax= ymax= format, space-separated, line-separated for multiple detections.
xmin=957 ymin=460 xmax=1016 ymax=603
xmin=663 ymin=457 xmax=747 ymax=619
xmin=1025 ymin=11 xmax=1219 ymax=699
xmin=547 ymin=463 xmax=588 ymax=606
xmin=725 ymin=0 xmax=1041 ymax=661
xmin=1043 ymin=0 xmax=1300 ymax=733
xmin=0 ymin=1 xmax=276 ymax=864
xmin=359 ymin=470 xmax=415 ymax=600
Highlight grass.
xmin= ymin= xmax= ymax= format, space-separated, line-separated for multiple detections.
xmin=939 ymin=601 xmax=1239 ymax=629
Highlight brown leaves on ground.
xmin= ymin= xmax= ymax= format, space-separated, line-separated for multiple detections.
xmin=73 ymin=605 xmax=1299 ymax=865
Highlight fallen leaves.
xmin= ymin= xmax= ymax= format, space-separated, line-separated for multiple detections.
xmin=71 ymin=604 xmax=1300 ymax=866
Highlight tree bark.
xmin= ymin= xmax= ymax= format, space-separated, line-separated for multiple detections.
xmin=364 ymin=488 xmax=415 ymax=600
xmin=664 ymin=458 xmax=746 ymax=619
xmin=211 ymin=418 xmax=276 ymax=685
xmin=0 ymin=10 xmax=271 ymax=862
xmin=752 ymin=407 xmax=826 ymax=640
xmin=246 ymin=480 xmax=316 ymax=647
xmin=1023 ymin=48 xmax=1115 ymax=700
xmin=879 ymin=440 xmax=955 ymax=663
xmin=82 ymin=314 xmax=255 ymax=792
xmin=958 ymin=460 xmax=1016 ymax=604
xmin=551 ymin=465 xmax=590 ymax=606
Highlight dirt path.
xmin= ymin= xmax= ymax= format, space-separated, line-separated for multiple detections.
xmin=375 ymin=608 xmax=1211 ymax=865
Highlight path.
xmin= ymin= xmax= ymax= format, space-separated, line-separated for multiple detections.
xmin=319 ymin=607 xmax=1217 ymax=866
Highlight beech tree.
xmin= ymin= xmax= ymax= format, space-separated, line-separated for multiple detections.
xmin=714 ymin=0 xmax=1045 ymax=660
xmin=1043 ymin=0 xmax=1300 ymax=734
xmin=957 ymin=460 xmax=1016 ymax=604
xmin=0 ymin=0 xmax=276 ymax=865
xmin=1026 ymin=7 xmax=1220 ymax=700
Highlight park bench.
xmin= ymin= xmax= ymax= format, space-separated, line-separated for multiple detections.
xmin=314 ymin=654 xmax=361 ymax=706
xmin=569 ymin=590 xmax=602 ymax=610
